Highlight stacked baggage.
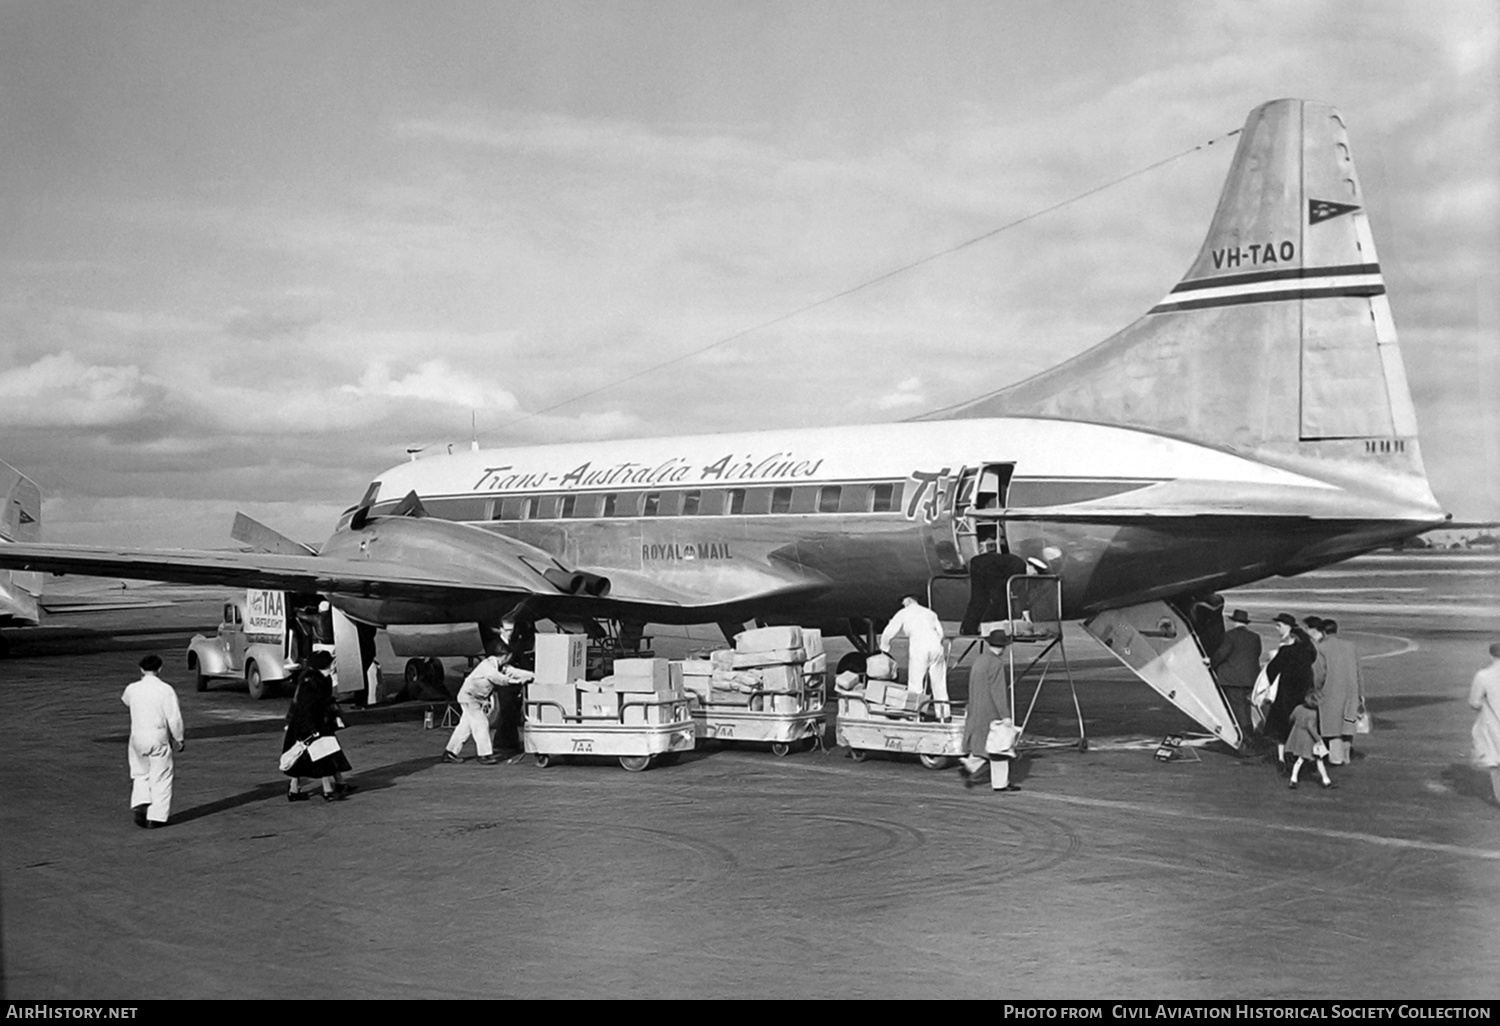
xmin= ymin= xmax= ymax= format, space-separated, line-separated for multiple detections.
xmin=522 ymin=634 xmax=695 ymax=771
xmin=685 ymin=625 xmax=827 ymax=756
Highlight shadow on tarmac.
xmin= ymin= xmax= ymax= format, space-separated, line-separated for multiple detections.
xmin=1439 ymin=762 xmax=1500 ymax=809
xmin=170 ymin=755 xmax=441 ymax=825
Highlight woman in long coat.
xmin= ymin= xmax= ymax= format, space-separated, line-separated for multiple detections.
xmin=282 ymin=651 xmax=354 ymax=802
xmin=1471 ymin=641 xmax=1500 ymax=807
xmin=1264 ymin=613 xmax=1317 ymax=769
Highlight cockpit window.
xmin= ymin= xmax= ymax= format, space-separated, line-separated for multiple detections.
xmin=358 ymin=482 xmax=381 ymax=508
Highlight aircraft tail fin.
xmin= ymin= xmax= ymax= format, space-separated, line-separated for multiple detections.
xmin=1 ymin=459 xmax=44 ymax=627
xmin=934 ymin=98 xmax=1440 ymax=514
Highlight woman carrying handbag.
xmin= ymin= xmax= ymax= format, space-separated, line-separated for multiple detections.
xmin=281 ymin=650 xmax=355 ymax=802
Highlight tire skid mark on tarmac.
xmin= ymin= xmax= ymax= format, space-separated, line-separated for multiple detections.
xmin=1021 ymin=791 xmax=1500 ymax=861
xmin=431 ymin=815 xmax=742 ymax=897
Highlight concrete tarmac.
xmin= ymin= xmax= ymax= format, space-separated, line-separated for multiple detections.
xmin=2 ymin=555 xmax=1497 ymax=999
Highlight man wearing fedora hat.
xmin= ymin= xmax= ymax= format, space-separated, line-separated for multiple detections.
xmin=1210 ymin=608 xmax=1263 ymax=751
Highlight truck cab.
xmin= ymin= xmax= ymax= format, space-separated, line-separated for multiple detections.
xmin=187 ymin=590 xmax=325 ymax=699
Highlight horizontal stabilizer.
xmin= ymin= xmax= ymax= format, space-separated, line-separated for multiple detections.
xmin=231 ymin=513 xmax=318 ymax=556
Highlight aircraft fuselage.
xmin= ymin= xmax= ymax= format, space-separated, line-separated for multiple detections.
xmin=327 ymin=417 xmax=1440 ymax=629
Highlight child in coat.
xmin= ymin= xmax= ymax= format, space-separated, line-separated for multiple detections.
xmin=1286 ymin=689 xmax=1333 ymax=789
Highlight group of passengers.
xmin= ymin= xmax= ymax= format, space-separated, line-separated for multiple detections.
xmin=1211 ymin=608 xmax=1366 ymax=790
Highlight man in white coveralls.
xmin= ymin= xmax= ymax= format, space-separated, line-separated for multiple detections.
xmin=880 ymin=595 xmax=950 ymax=719
xmin=443 ymin=638 xmax=534 ymax=765
xmin=121 ymin=653 xmax=185 ymax=828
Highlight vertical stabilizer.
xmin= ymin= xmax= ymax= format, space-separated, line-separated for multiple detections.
xmin=934 ymin=99 xmax=1440 ymax=514
xmin=1 ymin=459 xmax=43 ymax=628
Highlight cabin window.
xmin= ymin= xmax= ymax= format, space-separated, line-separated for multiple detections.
xmin=611 ymin=493 xmax=640 ymax=517
xmin=869 ymin=483 xmax=899 ymax=513
xmin=740 ymin=488 xmax=771 ymax=515
xmin=726 ymin=488 xmax=746 ymax=515
xmin=519 ymin=497 xmax=536 ymax=520
xmin=498 ymin=497 xmax=525 ymax=520
xmin=560 ymin=495 xmax=578 ymax=518
xmin=680 ymin=490 xmax=701 ymax=516
xmin=533 ymin=496 xmax=557 ymax=519
xmin=817 ymin=485 xmax=842 ymax=513
xmin=642 ymin=492 xmax=661 ymax=517
xmin=602 ymin=493 xmax=618 ymax=517
xmin=771 ymin=487 xmax=793 ymax=514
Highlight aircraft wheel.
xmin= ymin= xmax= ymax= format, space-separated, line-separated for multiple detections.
xmin=771 ymin=742 xmax=792 ymax=757
xmin=1078 ymin=737 xmax=1089 ymax=753
xmin=403 ymin=660 xmax=425 ymax=699
xmin=849 ymin=748 xmax=868 ymax=762
xmin=246 ymin=662 xmax=268 ymax=700
xmin=534 ymin=753 xmax=553 ymax=768
xmin=919 ymin=754 xmax=955 ymax=771
xmin=619 ymin=755 xmax=651 ymax=772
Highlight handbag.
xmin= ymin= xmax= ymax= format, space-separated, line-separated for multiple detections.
xmin=1355 ymin=709 xmax=1372 ymax=735
xmin=307 ymin=734 xmax=342 ymax=761
xmin=986 ymin=719 xmax=1021 ymax=758
xmin=279 ymin=740 xmax=307 ymax=773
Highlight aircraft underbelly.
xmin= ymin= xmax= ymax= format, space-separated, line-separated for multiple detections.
xmin=1084 ymin=601 xmax=1240 ymax=748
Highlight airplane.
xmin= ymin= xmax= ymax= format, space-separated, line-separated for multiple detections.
xmin=0 ymin=99 xmax=1448 ymax=746
xmin=1 ymin=458 xmax=45 ymax=652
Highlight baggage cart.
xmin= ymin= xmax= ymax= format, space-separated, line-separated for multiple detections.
xmin=690 ymin=677 xmax=827 ymax=757
xmin=522 ymin=694 xmax=695 ymax=772
xmin=835 ymin=692 xmax=968 ymax=769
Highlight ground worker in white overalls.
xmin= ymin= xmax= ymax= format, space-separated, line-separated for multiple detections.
xmin=879 ymin=595 xmax=950 ymax=719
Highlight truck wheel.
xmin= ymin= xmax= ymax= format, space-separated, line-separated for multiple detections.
xmin=619 ymin=755 xmax=651 ymax=772
xmin=246 ymin=662 xmax=268 ymax=700
xmin=919 ymin=754 xmax=955 ymax=770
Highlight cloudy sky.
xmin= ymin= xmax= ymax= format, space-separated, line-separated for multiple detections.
xmin=1 ymin=0 xmax=1496 ymax=548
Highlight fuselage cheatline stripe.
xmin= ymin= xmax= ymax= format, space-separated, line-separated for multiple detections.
xmin=1149 ymin=283 xmax=1386 ymax=315
xmin=1169 ymin=262 xmax=1381 ymax=293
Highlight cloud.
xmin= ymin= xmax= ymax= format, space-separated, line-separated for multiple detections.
xmin=876 ymin=377 xmax=926 ymax=410
xmin=343 ymin=359 xmax=521 ymax=412
xmin=0 ymin=353 xmax=160 ymax=427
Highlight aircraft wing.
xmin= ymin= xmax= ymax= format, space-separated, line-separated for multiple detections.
xmin=0 ymin=539 xmax=829 ymax=617
xmin=0 ymin=542 xmax=487 ymax=595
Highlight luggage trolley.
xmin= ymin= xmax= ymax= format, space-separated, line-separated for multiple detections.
xmin=691 ymin=678 xmax=827 ymax=757
xmin=835 ymin=692 xmax=969 ymax=769
xmin=523 ymin=694 xmax=695 ymax=772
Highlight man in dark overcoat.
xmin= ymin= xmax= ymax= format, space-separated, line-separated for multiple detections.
xmin=1210 ymin=608 xmax=1263 ymax=751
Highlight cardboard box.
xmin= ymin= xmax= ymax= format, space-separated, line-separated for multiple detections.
xmin=681 ymin=659 xmax=716 ymax=676
xmin=533 ymin=633 xmax=587 ymax=684
xmin=754 ymin=663 xmax=804 ymax=692
xmin=863 ymin=681 xmax=893 ymax=707
xmin=527 ymin=682 xmax=577 ymax=722
xmin=732 ymin=647 xmax=806 ymax=669
xmin=768 ymin=694 xmax=800 ymax=713
xmin=803 ymin=653 xmax=827 ymax=676
xmin=801 ymin=628 xmax=824 ymax=658
xmin=708 ymin=686 xmax=751 ymax=706
xmin=612 ymin=658 xmax=670 ymax=690
xmin=735 ymin=625 xmax=802 ymax=652
xmin=865 ymin=653 xmax=898 ymax=681
xmin=580 ymin=692 xmax=620 ymax=720
xmin=710 ymin=649 xmax=736 ymax=671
